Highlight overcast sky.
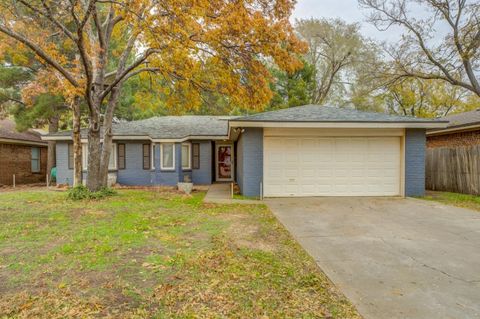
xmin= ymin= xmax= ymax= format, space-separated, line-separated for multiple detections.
xmin=291 ymin=0 xmax=400 ymax=42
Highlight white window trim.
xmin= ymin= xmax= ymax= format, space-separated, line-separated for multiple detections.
xmin=82 ymin=143 xmax=88 ymax=169
xmin=181 ymin=143 xmax=192 ymax=170
xmin=160 ymin=143 xmax=175 ymax=170
xmin=31 ymin=147 xmax=41 ymax=173
xmin=151 ymin=143 xmax=155 ymax=170
xmin=82 ymin=142 xmax=117 ymax=171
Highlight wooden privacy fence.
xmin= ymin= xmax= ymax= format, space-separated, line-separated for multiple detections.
xmin=426 ymin=145 xmax=480 ymax=195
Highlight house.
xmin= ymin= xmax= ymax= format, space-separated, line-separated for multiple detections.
xmin=426 ymin=109 xmax=480 ymax=194
xmin=427 ymin=109 xmax=480 ymax=148
xmin=43 ymin=105 xmax=446 ymax=197
xmin=0 ymin=119 xmax=48 ymax=186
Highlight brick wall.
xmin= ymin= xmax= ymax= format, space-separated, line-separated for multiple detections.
xmin=427 ymin=130 xmax=480 ymax=148
xmin=0 ymin=143 xmax=47 ymax=185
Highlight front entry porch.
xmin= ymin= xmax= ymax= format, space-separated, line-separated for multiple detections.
xmin=203 ymin=183 xmax=261 ymax=205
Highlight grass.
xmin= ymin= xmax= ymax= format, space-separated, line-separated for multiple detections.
xmin=232 ymin=194 xmax=260 ymax=201
xmin=0 ymin=189 xmax=360 ymax=318
xmin=423 ymin=191 xmax=480 ymax=212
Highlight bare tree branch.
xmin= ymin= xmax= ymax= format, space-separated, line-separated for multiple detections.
xmin=0 ymin=25 xmax=79 ymax=86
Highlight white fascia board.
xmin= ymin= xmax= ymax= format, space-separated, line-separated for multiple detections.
xmin=41 ymin=135 xmax=71 ymax=141
xmin=43 ymin=135 xmax=229 ymax=142
xmin=229 ymin=121 xmax=448 ymax=129
xmin=42 ymin=135 xmax=153 ymax=141
xmin=152 ymin=136 xmax=229 ymax=143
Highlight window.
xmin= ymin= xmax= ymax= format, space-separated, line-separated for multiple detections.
xmin=118 ymin=144 xmax=126 ymax=169
xmin=82 ymin=143 xmax=88 ymax=169
xmin=82 ymin=143 xmax=117 ymax=170
xmin=182 ymin=143 xmax=191 ymax=170
xmin=31 ymin=147 xmax=40 ymax=173
xmin=192 ymin=143 xmax=200 ymax=169
xmin=142 ymin=144 xmax=151 ymax=170
xmin=161 ymin=143 xmax=175 ymax=170
xmin=68 ymin=144 xmax=74 ymax=169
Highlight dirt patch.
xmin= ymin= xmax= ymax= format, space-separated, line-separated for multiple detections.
xmin=221 ymin=213 xmax=277 ymax=252
xmin=0 ymin=184 xmax=47 ymax=193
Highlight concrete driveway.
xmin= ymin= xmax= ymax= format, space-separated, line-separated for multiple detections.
xmin=266 ymin=197 xmax=480 ymax=319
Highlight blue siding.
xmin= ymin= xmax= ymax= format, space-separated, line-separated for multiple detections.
xmin=236 ymin=128 xmax=263 ymax=197
xmin=117 ymin=141 xmax=155 ymax=185
xmin=176 ymin=142 xmax=183 ymax=183
xmin=155 ymin=143 xmax=178 ymax=186
xmin=56 ymin=142 xmax=74 ymax=185
xmin=192 ymin=141 xmax=212 ymax=184
xmin=56 ymin=141 xmax=211 ymax=187
xmin=405 ymin=128 xmax=426 ymax=197
xmin=237 ymin=137 xmax=244 ymax=192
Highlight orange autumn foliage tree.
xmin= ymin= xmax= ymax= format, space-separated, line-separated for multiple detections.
xmin=0 ymin=26 xmax=84 ymax=185
xmin=0 ymin=0 xmax=305 ymax=191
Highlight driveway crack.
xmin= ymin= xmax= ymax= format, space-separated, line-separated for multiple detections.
xmin=379 ymin=237 xmax=480 ymax=284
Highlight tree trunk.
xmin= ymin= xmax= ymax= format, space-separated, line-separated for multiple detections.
xmin=99 ymin=87 xmax=120 ymax=187
xmin=72 ymin=97 xmax=82 ymax=186
xmin=47 ymin=114 xmax=59 ymax=183
xmin=86 ymin=109 xmax=102 ymax=191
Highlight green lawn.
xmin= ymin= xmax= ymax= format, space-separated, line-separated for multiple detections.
xmin=0 ymin=189 xmax=359 ymax=318
xmin=423 ymin=191 xmax=480 ymax=212
xmin=232 ymin=194 xmax=260 ymax=201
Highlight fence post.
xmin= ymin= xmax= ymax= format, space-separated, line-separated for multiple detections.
xmin=13 ymin=174 xmax=15 ymax=188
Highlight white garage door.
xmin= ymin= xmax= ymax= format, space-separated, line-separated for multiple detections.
xmin=264 ymin=137 xmax=401 ymax=197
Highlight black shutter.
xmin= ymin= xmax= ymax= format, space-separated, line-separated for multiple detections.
xmin=118 ymin=144 xmax=126 ymax=169
xmin=143 ymin=144 xmax=150 ymax=170
xmin=68 ymin=144 xmax=74 ymax=169
xmin=192 ymin=143 xmax=200 ymax=169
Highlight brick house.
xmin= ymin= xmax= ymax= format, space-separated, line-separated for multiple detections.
xmin=426 ymin=109 xmax=480 ymax=194
xmin=0 ymin=119 xmax=48 ymax=186
xmin=427 ymin=109 xmax=480 ymax=148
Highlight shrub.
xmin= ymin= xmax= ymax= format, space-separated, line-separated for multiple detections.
xmin=67 ymin=185 xmax=117 ymax=200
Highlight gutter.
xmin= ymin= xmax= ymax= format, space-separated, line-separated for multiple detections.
xmin=41 ymin=134 xmax=230 ymax=142
xmin=0 ymin=137 xmax=48 ymax=146
xmin=228 ymin=120 xmax=448 ymax=129
xmin=427 ymin=122 xmax=480 ymax=136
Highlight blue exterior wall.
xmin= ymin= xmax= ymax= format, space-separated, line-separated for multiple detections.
xmin=153 ymin=144 xmax=178 ymax=186
xmin=405 ymin=128 xmax=426 ymax=197
xmin=56 ymin=142 xmax=74 ymax=185
xmin=191 ymin=141 xmax=212 ymax=184
xmin=236 ymin=128 xmax=263 ymax=197
xmin=56 ymin=128 xmax=426 ymax=196
xmin=55 ymin=140 xmax=214 ymax=187
xmin=117 ymin=141 xmax=155 ymax=185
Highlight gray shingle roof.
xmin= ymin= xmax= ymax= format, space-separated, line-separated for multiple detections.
xmin=0 ymin=119 xmax=47 ymax=144
xmin=49 ymin=116 xmax=233 ymax=139
xmin=233 ymin=105 xmax=445 ymax=123
xmin=438 ymin=109 xmax=480 ymax=128
xmin=48 ymin=105 xmax=448 ymax=140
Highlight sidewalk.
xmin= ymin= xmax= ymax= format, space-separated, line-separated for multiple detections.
xmin=203 ymin=183 xmax=262 ymax=205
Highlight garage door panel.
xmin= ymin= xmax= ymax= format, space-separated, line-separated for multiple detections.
xmin=264 ymin=136 xmax=401 ymax=197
